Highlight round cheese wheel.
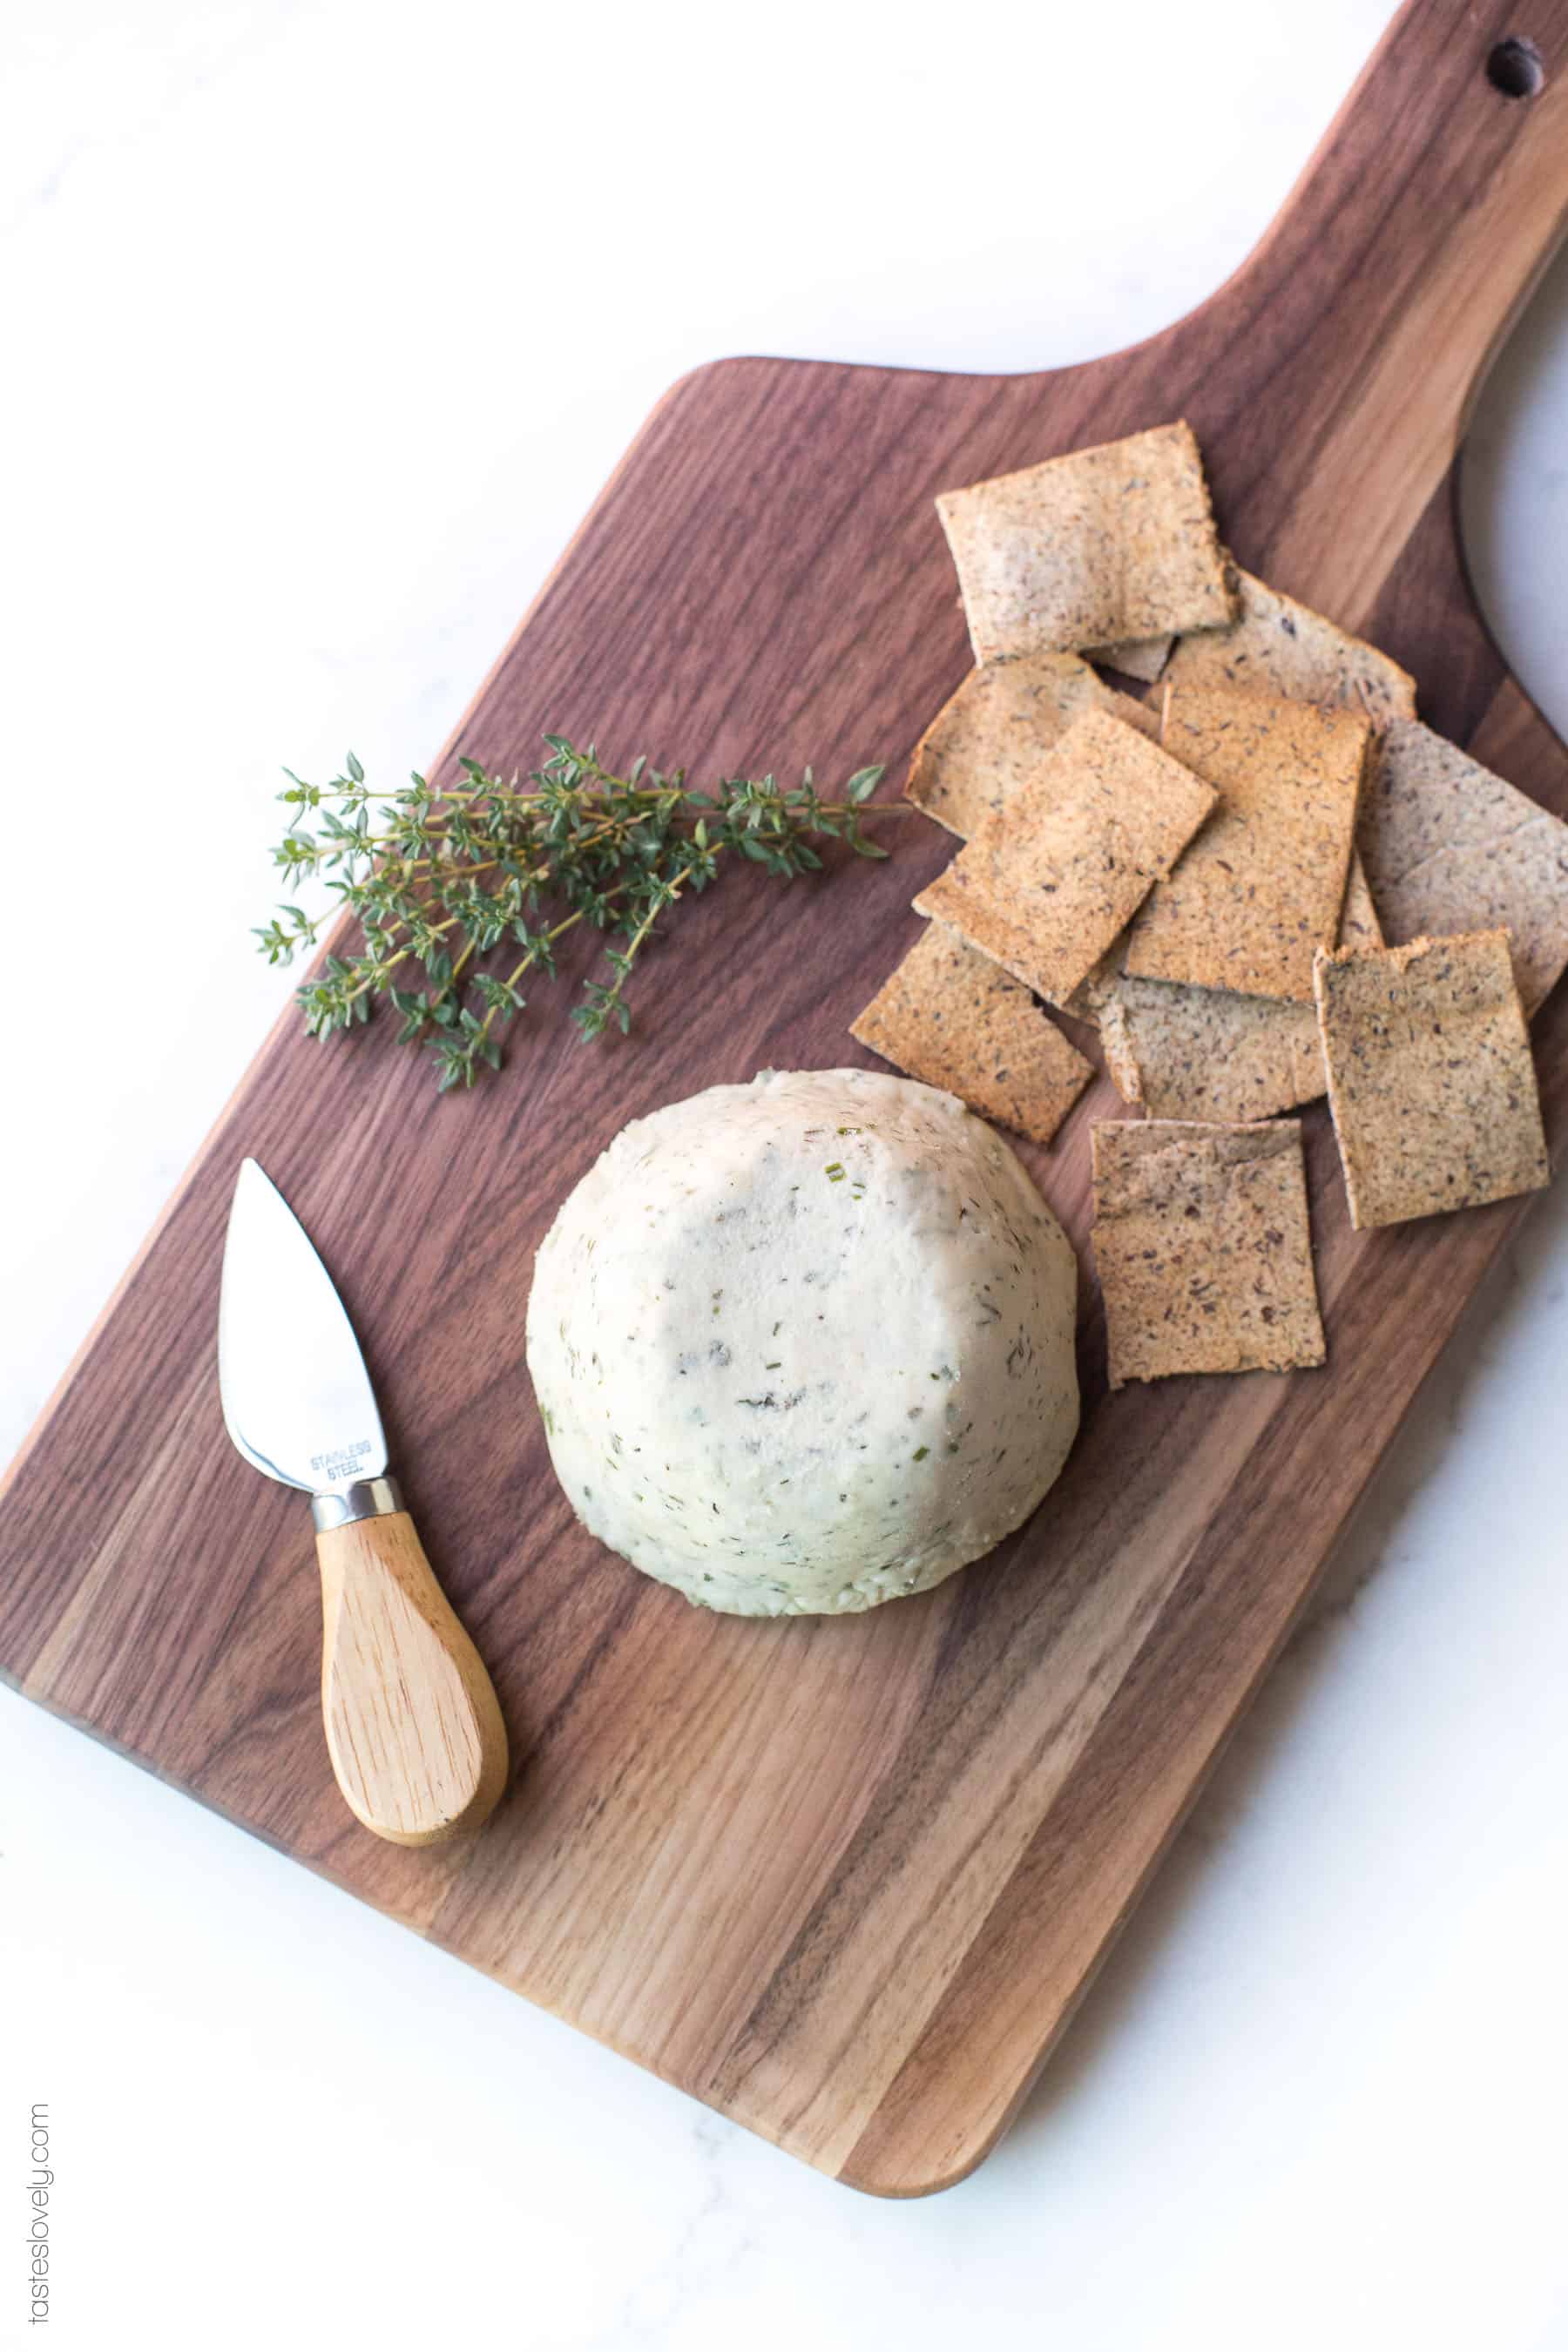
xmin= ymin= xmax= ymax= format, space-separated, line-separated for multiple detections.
xmin=525 ymin=1067 xmax=1079 ymax=1615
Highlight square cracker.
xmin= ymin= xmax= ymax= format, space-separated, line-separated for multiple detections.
xmin=850 ymin=922 xmax=1092 ymax=1147
xmin=1356 ymin=719 xmax=1568 ymax=1015
xmin=913 ymin=707 xmax=1217 ymax=1008
xmin=1092 ymin=1119 xmax=1325 ymax=1387
xmin=1094 ymin=850 xmax=1384 ymax=1124
xmin=1314 ymin=929 xmax=1548 ymax=1229
xmin=936 ymin=421 xmax=1234 ymax=666
xmin=905 ymin=652 xmax=1157 ymax=839
xmin=1125 ymin=686 xmax=1371 ymax=1003
xmin=1163 ymin=565 xmax=1417 ymax=724
xmin=1098 ymin=982 xmax=1322 ymax=1125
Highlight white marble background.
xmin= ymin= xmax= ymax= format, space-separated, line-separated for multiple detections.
xmin=3 ymin=3 xmax=1568 ymax=2345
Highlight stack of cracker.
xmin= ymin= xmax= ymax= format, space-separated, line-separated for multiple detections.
xmin=851 ymin=419 xmax=1567 ymax=1389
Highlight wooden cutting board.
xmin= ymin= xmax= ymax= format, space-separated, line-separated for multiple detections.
xmin=6 ymin=0 xmax=1568 ymax=2197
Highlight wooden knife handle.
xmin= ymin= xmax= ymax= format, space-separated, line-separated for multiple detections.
xmin=314 ymin=1511 xmax=509 ymax=1846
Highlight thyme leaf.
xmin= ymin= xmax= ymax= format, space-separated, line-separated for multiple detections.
xmin=256 ymin=737 xmax=909 ymax=1091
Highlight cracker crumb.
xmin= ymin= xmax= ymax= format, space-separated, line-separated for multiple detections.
xmin=1092 ymin=632 xmax=1173 ymax=684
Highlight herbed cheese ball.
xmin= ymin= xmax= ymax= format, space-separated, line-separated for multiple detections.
xmin=525 ymin=1067 xmax=1079 ymax=1615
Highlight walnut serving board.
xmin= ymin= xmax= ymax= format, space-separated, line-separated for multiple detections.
xmin=7 ymin=0 xmax=1568 ymax=2197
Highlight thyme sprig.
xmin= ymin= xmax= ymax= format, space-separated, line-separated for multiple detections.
xmin=256 ymin=737 xmax=904 ymax=1090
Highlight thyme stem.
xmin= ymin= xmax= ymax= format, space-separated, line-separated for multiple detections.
xmin=255 ymin=736 xmax=905 ymax=1091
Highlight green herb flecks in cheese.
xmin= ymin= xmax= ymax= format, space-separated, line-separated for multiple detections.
xmin=525 ymin=1068 xmax=1079 ymax=1617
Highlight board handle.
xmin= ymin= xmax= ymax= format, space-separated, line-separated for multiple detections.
xmin=1162 ymin=0 xmax=1568 ymax=632
xmin=315 ymin=1509 xmax=510 ymax=1845
xmin=1222 ymin=0 xmax=1568 ymax=445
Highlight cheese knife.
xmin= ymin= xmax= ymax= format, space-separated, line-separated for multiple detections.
xmin=219 ymin=1157 xmax=509 ymax=1845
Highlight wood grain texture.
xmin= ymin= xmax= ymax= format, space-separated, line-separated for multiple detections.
xmin=317 ymin=1511 xmax=510 ymax=1846
xmin=4 ymin=0 xmax=1568 ymax=2195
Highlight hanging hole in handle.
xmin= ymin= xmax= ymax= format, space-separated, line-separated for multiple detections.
xmin=1486 ymin=37 xmax=1544 ymax=98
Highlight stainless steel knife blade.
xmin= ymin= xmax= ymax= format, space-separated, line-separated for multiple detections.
xmin=219 ymin=1158 xmax=389 ymax=1498
xmin=217 ymin=1155 xmax=508 ymax=1845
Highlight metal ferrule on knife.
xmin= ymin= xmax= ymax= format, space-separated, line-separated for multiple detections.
xmin=311 ymin=1476 xmax=404 ymax=1532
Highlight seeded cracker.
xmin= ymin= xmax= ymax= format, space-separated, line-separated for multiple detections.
xmin=1313 ymin=930 xmax=1548 ymax=1229
xmin=1163 ymin=565 xmax=1418 ymax=724
xmin=936 ymin=421 xmax=1234 ymax=666
xmin=1092 ymin=1119 xmax=1325 ymax=1386
xmin=850 ymin=923 xmax=1092 ymax=1146
xmin=1092 ymin=553 xmax=1399 ymax=1107
xmin=905 ymin=653 xmax=1158 ymax=839
xmin=913 ymin=707 xmax=1217 ymax=1008
xmin=1095 ymin=849 xmax=1385 ymax=1123
xmin=1125 ymin=687 xmax=1370 ymax=1003
xmin=1357 ymin=720 xmax=1568 ymax=1015
xmin=1098 ymin=981 xmax=1322 ymax=1125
